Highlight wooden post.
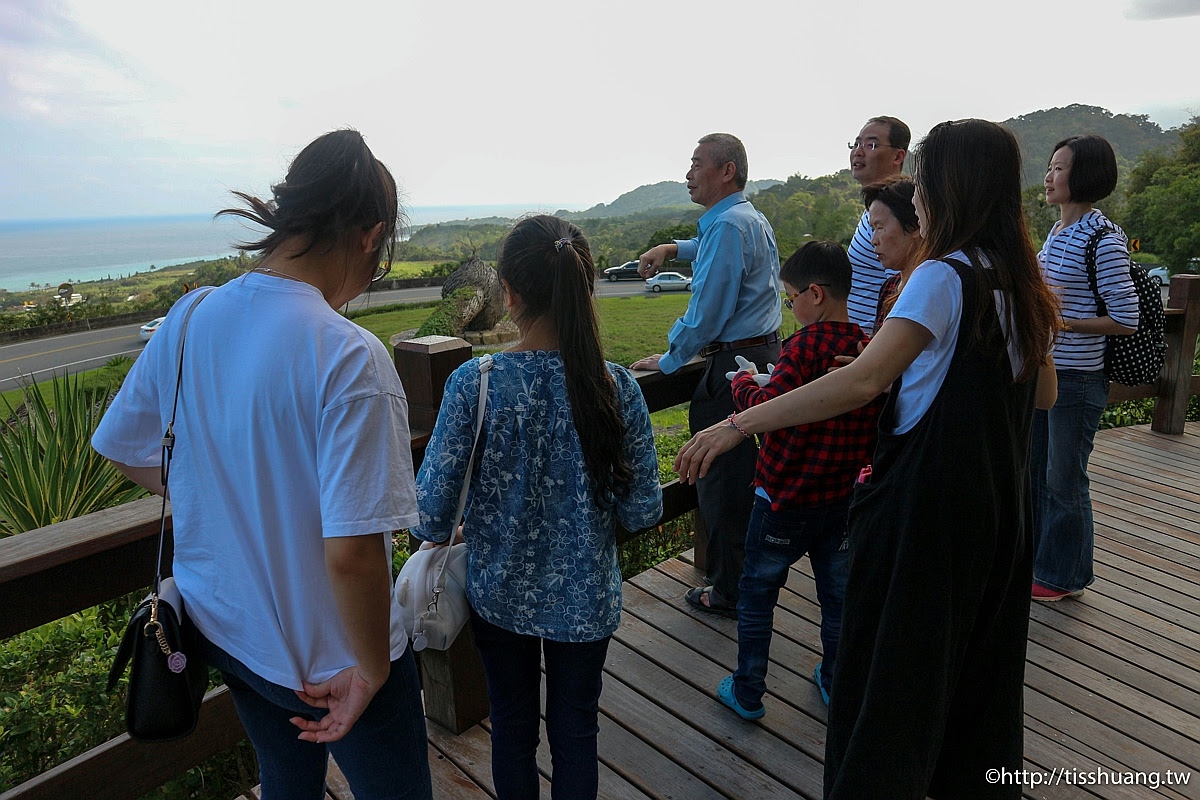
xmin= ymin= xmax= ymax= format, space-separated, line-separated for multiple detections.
xmin=414 ymin=623 xmax=490 ymax=734
xmin=391 ymin=334 xmax=489 ymax=732
xmin=1153 ymin=275 xmax=1200 ymax=434
xmin=392 ymin=335 xmax=473 ymax=433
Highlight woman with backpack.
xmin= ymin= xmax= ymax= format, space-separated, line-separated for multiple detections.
xmin=1032 ymin=134 xmax=1140 ymax=602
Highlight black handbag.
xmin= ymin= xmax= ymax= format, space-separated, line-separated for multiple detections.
xmin=106 ymin=288 xmax=213 ymax=742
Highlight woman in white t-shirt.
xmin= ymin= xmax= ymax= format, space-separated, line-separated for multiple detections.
xmin=1032 ymin=134 xmax=1138 ymax=602
xmin=676 ymin=119 xmax=1059 ymax=800
xmin=92 ymin=130 xmax=432 ymax=800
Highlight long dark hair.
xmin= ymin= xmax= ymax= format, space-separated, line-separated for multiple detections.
xmin=498 ymin=215 xmax=632 ymax=506
xmin=216 ymin=129 xmax=400 ymax=273
xmin=911 ymin=119 xmax=1059 ymax=383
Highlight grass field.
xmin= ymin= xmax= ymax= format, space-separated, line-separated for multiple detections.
xmin=4 ymin=292 xmax=800 ymax=428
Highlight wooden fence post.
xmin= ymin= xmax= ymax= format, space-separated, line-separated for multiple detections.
xmin=392 ymin=335 xmax=474 ymax=435
xmin=1153 ymin=275 xmax=1200 ymax=434
xmin=391 ymin=334 xmax=490 ymax=733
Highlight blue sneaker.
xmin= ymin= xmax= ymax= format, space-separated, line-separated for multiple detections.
xmin=717 ymin=675 xmax=765 ymax=720
xmin=813 ymin=662 xmax=830 ymax=705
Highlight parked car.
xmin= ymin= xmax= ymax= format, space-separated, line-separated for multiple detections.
xmin=604 ymin=261 xmax=643 ymax=281
xmin=139 ymin=317 xmax=165 ymax=342
xmin=1146 ymin=265 xmax=1169 ymax=286
xmin=645 ymin=272 xmax=692 ymax=293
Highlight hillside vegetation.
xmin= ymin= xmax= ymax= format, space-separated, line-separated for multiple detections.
xmin=393 ymin=105 xmax=1194 ymax=272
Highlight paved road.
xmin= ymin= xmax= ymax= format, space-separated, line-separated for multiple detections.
xmin=0 ymin=279 xmax=656 ymax=391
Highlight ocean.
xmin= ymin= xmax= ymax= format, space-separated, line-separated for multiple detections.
xmin=0 ymin=204 xmax=544 ymax=293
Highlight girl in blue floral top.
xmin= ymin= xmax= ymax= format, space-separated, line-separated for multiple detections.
xmin=413 ymin=214 xmax=662 ymax=799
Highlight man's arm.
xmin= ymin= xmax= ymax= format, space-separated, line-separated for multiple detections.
xmin=655 ymin=224 xmax=745 ymax=374
xmin=638 ymin=242 xmax=680 ymax=278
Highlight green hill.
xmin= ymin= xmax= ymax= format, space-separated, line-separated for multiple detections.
xmin=558 ymin=179 xmax=781 ymax=220
xmin=1001 ymin=104 xmax=1179 ymax=187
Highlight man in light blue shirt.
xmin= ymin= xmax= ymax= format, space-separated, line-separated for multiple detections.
xmin=632 ymin=133 xmax=782 ymax=615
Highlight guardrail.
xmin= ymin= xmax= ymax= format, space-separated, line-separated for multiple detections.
xmin=0 ymin=338 xmax=705 ymax=800
xmin=1 ymin=274 xmax=1197 ymax=798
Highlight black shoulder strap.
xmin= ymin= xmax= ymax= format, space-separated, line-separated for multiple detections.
xmin=1083 ymin=227 xmax=1118 ymax=317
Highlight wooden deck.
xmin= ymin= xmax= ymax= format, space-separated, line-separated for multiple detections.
xmin=255 ymin=422 xmax=1200 ymax=800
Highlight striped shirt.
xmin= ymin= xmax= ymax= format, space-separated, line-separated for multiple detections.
xmin=847 ymin=210 xmax=893 ymax=335
xmin=1038 ymin=210 xmax=1139 ymax=371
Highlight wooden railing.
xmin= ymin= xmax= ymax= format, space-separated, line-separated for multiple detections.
xmin=2 ymin=274 xmax=1198 ymax=798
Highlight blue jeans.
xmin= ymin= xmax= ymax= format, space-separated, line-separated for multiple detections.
xmin=197 ymin=633 xmax=431 ymax=800
xmin=1031 ymin=368 xmax=1108 ymax=593
xmin=733 ymin=494 xmax=850 ymax=709
xmin=470 ymin=609 xmax=610 ymax=800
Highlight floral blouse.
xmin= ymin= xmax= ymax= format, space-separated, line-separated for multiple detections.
xmin=413 ymin=352 xmax=662 ymax=642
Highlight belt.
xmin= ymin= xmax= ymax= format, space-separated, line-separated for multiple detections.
xmin=699 ymin=332 xmax=780 ymax=359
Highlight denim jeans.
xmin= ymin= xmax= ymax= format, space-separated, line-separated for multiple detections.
xmin=469 ymin=609 xmax=611 ymax=800
xmin=197 ymin=632 xmax=431 ymax=800
xmin=1031 ymin=368 xmax=1108 ymax=593
xmin=732 ymin=494 xmax=850 ymax=710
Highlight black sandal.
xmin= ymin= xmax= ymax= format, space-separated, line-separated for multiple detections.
xmin=685 ymin=585 xmax=738 ymax=618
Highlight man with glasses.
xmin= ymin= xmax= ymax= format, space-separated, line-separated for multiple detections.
xmin=847 ymin=116 xmax=910 ymax=334
xmin=632 ymin=133 xmax=782 ymax=618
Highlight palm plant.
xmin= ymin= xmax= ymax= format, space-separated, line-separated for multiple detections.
xmin=0 ymin=372 xmax=147 ymax=537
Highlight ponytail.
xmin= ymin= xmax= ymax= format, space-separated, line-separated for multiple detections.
xmin=499 ymin=216 xmax=632 ymax=507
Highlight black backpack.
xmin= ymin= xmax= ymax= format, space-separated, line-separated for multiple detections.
xmin=1084 ymin=229 xmax=1167 ymax=387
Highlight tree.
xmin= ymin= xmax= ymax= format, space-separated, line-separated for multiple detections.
xmin=644 ymin=224 xmax=697 ymax=254
xmin=1125 ymin=118 xmax=1200 ymax=271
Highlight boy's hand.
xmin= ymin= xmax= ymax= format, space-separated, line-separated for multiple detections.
xmin=726 ymin=355 xmax=773 ymax=386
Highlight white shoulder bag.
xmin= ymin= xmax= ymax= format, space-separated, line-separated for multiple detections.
xmin=395 ymin=355 xmax=491 ymax=651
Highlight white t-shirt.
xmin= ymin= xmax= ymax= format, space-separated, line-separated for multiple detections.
xmin=887 ymin=251 xmax=1020 ymax=434
xmin=92 ymin=273 xmax=419 ymax=690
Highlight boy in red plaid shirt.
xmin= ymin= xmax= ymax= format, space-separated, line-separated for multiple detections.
xmin=716 ymin=240 xmax=885 ymax=719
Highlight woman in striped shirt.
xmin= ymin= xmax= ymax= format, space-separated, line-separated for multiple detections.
xmin=1032 ymin=134 xmax=1139 ymax=602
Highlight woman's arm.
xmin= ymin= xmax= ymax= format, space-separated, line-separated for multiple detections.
xmin=1062 ymin=316 xmax=1135 ymax=335
xmin=107 ymin=460 xmax=165 ymax=497
xmin=674 ymin=318 xmax=933 ymax=483
xmin=1036 ymin=356 xmax=1058 ymax=410
xmin=291 ymin=532 xmax=392 ymax=743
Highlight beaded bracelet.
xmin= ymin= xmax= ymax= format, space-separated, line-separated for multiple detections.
xmin=727 ymin=413 xmax=755 ymax=443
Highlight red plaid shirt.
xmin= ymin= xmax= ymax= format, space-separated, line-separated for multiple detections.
xmin=732 ymin=321 xmax=884 ymax=511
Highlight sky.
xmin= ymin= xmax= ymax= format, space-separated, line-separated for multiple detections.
xmin=2 ymin=0 xmax=1200 ymax=221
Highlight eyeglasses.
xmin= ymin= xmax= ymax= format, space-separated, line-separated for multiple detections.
xmin=783 ymin=284 xmax=830 ymax=310
xmin=847 ymin=140 xmax=899 ymax=152
xmin=371 ymin=263 xmax=390 ymax=283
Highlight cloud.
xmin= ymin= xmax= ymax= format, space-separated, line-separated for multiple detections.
xmin=1126 ymin=0 xmax=1200 ymax=19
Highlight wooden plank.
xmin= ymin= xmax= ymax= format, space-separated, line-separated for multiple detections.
xmin=1029 ymin=606 xmax=1200 ymax=702
xmin=1089 ymin=562 xmax=1200 ymax=635
xmin=0 ymin=496 xmax=163 ymax=638
xmin=1026 ymin=639 xmax=1200 ymax=744
xmin=603 ymin=639 xmax=818 ymax=799
xmin=1024 ymin=717 xmax=1192 ymax=800
xmin=595 ymin=708 xmax=725 ymax=800
xmin=1023 ymin=727 xmax=1166 ymax=800
xmin=427 ymin=719 xmax=534 ymax=798
xmin=1 ymin=687 xmax=245 ymax=800
xmin=1024 ymin=664 xmax=1198 ymax=775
